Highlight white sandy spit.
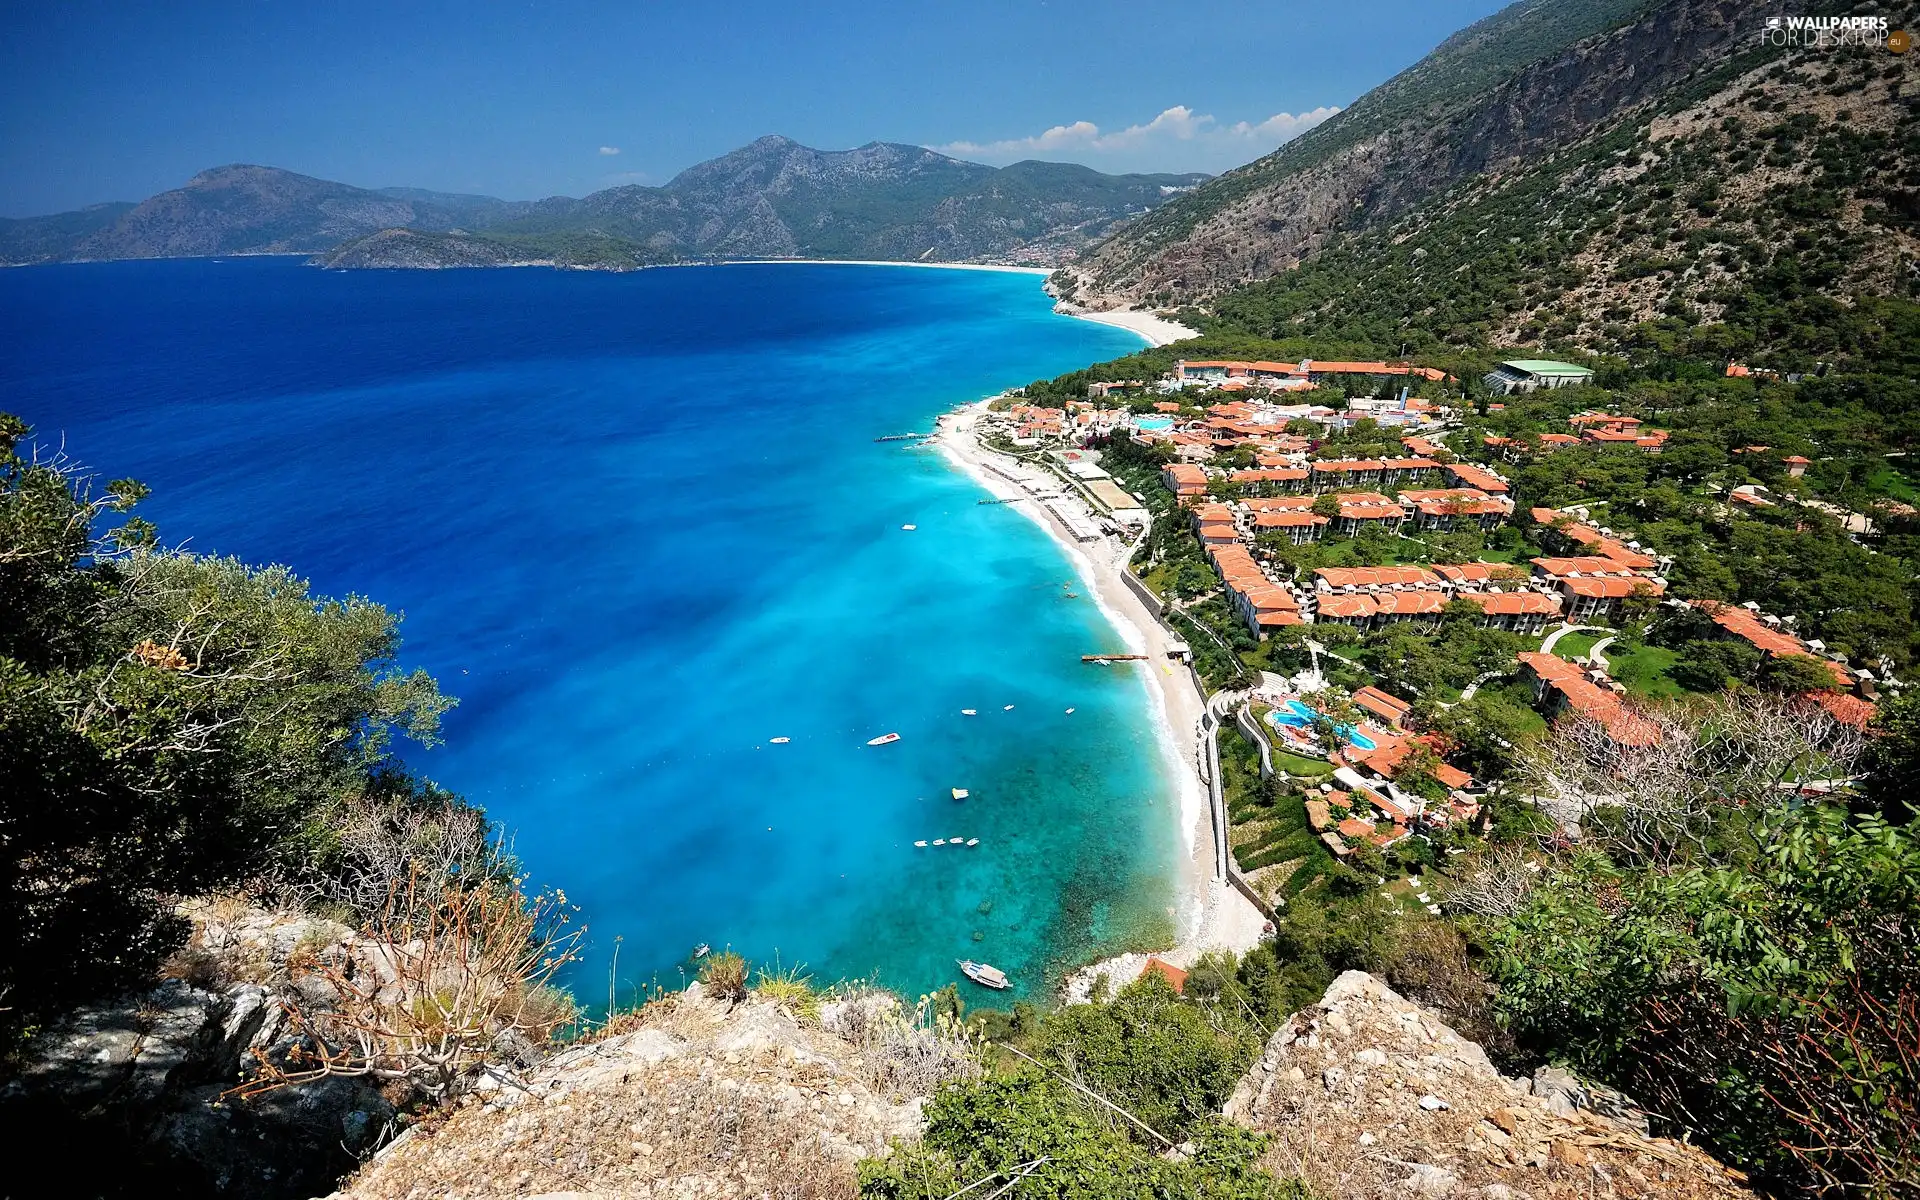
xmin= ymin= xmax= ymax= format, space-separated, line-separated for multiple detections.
xmin=928 ymin=401 xmax=1265 ymax=999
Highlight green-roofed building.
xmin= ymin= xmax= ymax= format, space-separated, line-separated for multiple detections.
xmin=1483 ymin=359 xmax=1594 ymax=395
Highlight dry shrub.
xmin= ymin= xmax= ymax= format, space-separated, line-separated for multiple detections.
xmin=231 ymin=868 xmax=582 ymax=1107
xmin=700 ymin=950 xmax=749 ymax=1003
xmin=821 ymin=986 xmax=985 ymax=1099
xmin=159 ymin=944 xmax=230 ymax=991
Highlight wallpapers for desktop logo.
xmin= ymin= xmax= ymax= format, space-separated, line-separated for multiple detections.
xmin=1759 ymin=14 xmax=1906 ymax=51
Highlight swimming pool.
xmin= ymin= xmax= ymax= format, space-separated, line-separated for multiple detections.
xmin=1134 ymin=416 xmax=1174 ymax=431
xmin=1265 ymin=698 xmax=1378 ymax=751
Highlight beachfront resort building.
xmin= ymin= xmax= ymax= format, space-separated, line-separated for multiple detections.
xmin=1481 ymin=359 xmax=1594 ymax=395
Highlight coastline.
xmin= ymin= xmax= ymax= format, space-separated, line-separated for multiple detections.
xmin=931 ymin=395 xmax=1265 ymax=999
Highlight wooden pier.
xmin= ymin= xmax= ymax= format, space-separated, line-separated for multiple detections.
xmin=977 ymin=497 xmax=1025 ymax=505
xmin=1082 ymin=654 xmax=1149 ymax=663
xmin=873 ymin=433 xmax=923 ymax=442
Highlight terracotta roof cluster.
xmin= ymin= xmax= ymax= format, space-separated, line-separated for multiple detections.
xmin=1355 ymin=737 xmax=1474 ymax=791
xmin=1517 ymin=652 xmax=1659 ymax=745
xmin=1561 ymin=575 xmax=1666 ymax=599
xmin=1231 ymin=467 xmax=1310 ymax=484
xmin=1531 ymin=555 xmax=1644 ymax=577
xmin=1401 ymin=487 xmax=1509 ymax=517
xmin=1315 ymin=565 xmax=1440 ymax=589
xmin=1351 ymin=686 xmax=1411 ymax=725
xmin=1243 ymin=584 xmax=1305 ymax=627
xmin=1163 ymin=463 xmax=1209 ymax=494
xmin=1528 ymin=509 xmax=1659 ymax=569
xmin=1569 ymin=412 xmax=1640 ymax=428
xmin=1245 ymin=495 xmax=1319 ymax=512
xmin=1432 ymin=562 xmax=1522 ymax=584
xmin=1445 ymin=462 xmax=1510 ymax=493
xmin=1402 ymin=435 xmax=1444 ymax=457
xmin=1456 ymin=591 xmax=1563 ymax=616
xmin=1211 ymin=543 xmax=1265 ymax=589
xmin=1317 ymin=594 xmax=1381 ymax=620
xmin=1253 ymin=509 xmax=1329 ymax=529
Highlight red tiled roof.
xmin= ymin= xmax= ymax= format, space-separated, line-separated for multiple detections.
xmin=1457 ymin=591 xmax=1563 ymax=615
xmin=1337 ymin=816 xmax=1377 ymax=839
xmin=1316 ymin=594 xmax=1379 ymax=619
xmin=1254 ymin=510 xmax=1329 ymax=528
xmin=1351 ymin=686 xmax=1411 ymax=722
xmin=1373 ymin=590 xmax=1448 ymax=616
xmin=1245 ymin=495 xmax=1318 ymax=512
xmin=1338 ymin=501 xmax=1407 ymax=520
xmin=1561 ymin=576 xmax=1665 ymax=599
xmin=1810 ymin=691 xmax=1875 ymax=727
xmin=1140 ymin=956 xmax=1188 ymax=994
xmin=1315 ymin=566 xmax=1440 ymax=589
xmin=1445 ymin=463 xmax=1510 ymax=493
xmin=1531 ymin=556 xmax=1641 ymax=577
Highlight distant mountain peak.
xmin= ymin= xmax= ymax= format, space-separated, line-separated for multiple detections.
xmin=3 ymin=135 xmax=1213 ymax=269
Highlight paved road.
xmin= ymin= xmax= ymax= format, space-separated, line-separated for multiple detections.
xmin=1538 ymin=623 xmax=1611 ymax=656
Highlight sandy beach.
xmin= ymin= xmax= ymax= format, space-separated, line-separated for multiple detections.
xmin=1055 ymin=306 xmax=1197 ymax=347
xmin=932 ymin=399 xmax=1265 ymax=997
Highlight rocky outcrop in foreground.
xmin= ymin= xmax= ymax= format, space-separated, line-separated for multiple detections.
xmin=1229 ymin=971 xmax=1751 ymax=1199
xmin=0 ymin=902 xmax=393 ymax=1199
xmin=333 ymin=983 xmax=930 ymax=1200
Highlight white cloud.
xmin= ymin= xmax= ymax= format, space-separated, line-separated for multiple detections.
xmin=598 ymin=145 xmax=621 ymax=156
xmin=934 ymin=104 xmax=1341 ymax=175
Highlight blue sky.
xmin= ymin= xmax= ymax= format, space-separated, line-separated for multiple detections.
xmin=1 ymin=0 xmax=1511 ymax=217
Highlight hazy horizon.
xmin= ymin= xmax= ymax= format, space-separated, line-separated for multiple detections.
xmin=3 ymin=0 xmax=1510 ymax=218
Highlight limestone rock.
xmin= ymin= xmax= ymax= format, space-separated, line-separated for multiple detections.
xmin=1226 ymin=971 xmax=1751 ymax=1199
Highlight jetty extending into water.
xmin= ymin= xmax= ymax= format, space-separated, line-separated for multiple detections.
xmin=1082 ymin=653 xmax=1148 ymax=663
xmin=873 ymin=433 xmax=923 ymax=442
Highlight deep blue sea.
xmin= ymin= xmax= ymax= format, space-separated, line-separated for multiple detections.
xmin=1 ymin=257 xmax=1184 ymax=1004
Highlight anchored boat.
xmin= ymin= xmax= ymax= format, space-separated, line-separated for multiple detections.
xmin=951 ymin=788 xmax=969 ymax=800
xmin=867 ymin=732 xmax=901 ymax=746
xmin=958 ymin=960 xmax=1009 ymax=989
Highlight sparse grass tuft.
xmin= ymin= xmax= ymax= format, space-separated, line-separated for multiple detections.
xmin=753 ymin=961 xmax=819 ymax=1021
xmin=700 ymin=950 xmax=749 ymax=1002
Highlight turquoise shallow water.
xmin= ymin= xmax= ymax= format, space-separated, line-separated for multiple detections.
xmin=2 ymin=258 xmax=1183 ymax=1004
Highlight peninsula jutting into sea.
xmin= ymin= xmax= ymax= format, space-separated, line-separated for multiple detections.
xmin=5 ymin=0 xmax=1916 ymax=1195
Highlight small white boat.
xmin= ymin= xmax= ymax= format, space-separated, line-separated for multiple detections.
xmin=932 ymin=839 xmax=946 ymax=846
xmin=966 ymin=838 xmax=980 ymax=847
xmin=951 ymin=788 xmax=969 ymax=800
xmin=902 ymin=524 xmax=917 ymax=530
xmin=1064 ymin=708 xmax=1075 ymax=714
xmin=693 ymin=943 xmax=711 ymax=959
xmin=914 ymin=840 xmax=928 ymax=848
xmin=1003 ymin=704 xmax=1015 ymax=711
xmin=867 ymin=732 xmax=901 ymax=746
xmin=958 ymin=960 xmax=1010 ymax=989
xmin=770 ymin=736 xmax=790 ymax=744
xmin=949 ymin=834 xmax=962 ymax=843
xmin=961 ymin=709 xmax=977 ymax=716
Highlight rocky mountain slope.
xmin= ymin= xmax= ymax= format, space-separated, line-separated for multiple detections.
xmin=1193 ymin=20 xmax=1918 ymax=360
xmin=1063 ymin=0 xmax=1755 ymax=306
xmin=1230 ymin=972 xmax=1752 ymax=1199
xmin=0 ymin=139 xmax=1205 ymax=269
xmin=316 ymin=971 xmax=1749 ymax=1200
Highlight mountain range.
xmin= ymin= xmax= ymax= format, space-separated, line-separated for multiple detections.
xmin=1062 ymin=0 xmax=1917 ymax=363
xmin=0 ymin=137 xmax=1207 ymax=270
